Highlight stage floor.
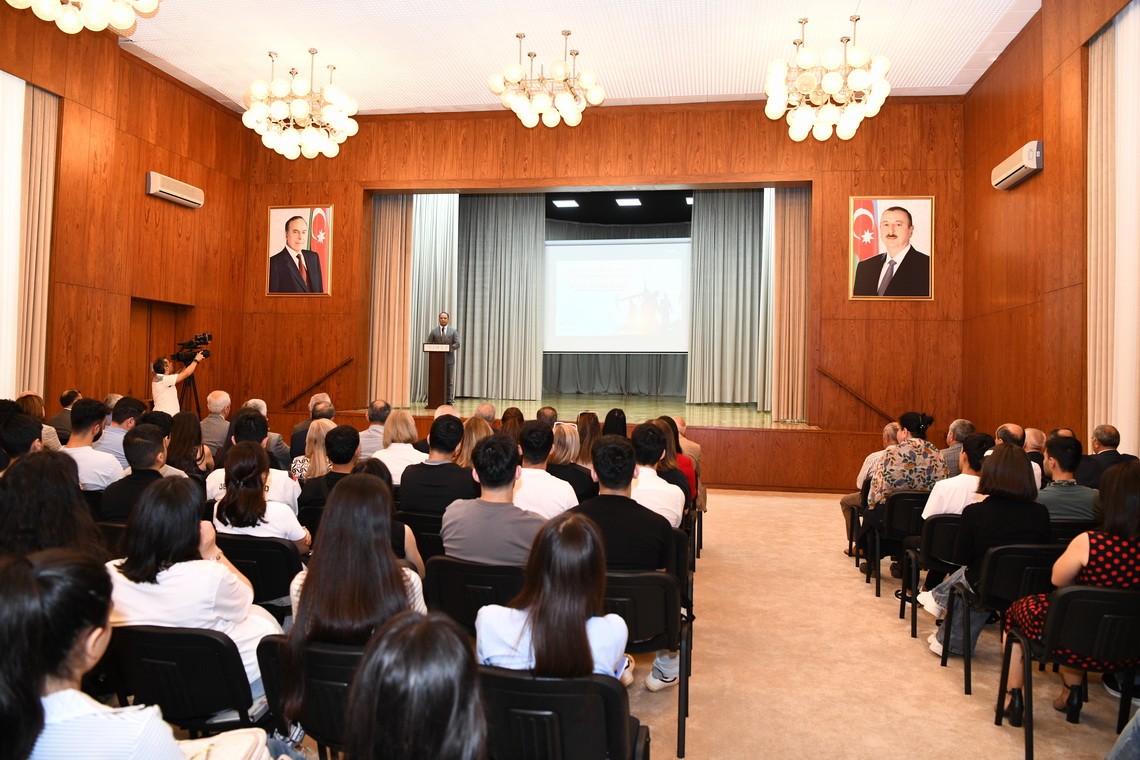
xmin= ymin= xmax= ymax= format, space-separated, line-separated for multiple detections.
xmin=410 ymin=393 xmax=814 ymax=430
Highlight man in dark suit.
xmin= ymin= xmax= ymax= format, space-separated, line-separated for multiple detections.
xmin=1076 ymin=423 xmax=1139 ymax=488
xmin=852 ymin=206 xmax=931 ymax=297
xmin=426 ymin=311 xmax=461 ymax=404
xmin=47 ymin=389 xmax=81 ymax=445
xmin=268 ymin=215 xmax=324 ymax=294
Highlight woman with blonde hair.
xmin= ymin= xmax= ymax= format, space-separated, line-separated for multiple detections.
xmin=372 ymin=410 xmax=427 ymax=485
xmin=547 ymin=424 xmax=597 ymax=502
xmin=290 ymin=418 xmax=335 ymax=484
xmin=455 ymin=417 xmax=493 ymax=470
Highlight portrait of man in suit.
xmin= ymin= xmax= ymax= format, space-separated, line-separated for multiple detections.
xmin=850 ymin=199 xmax=934 ymax=299
xmin=268 ymin=208 xmax=331 ymax=295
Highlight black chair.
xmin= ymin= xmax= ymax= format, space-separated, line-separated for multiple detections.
xmin=943 ymin=543 xmax=1065 ymax=694
xmin=997 ymin=586 xmax=1140 ymax=760
xmin=850 ymin=476 xmax=873 ymax=565
xmin=215 ymin=534 xmax=303 ymax=623
xmin=397 ymin=510 xmax=445 ymax=562
xmin=96 ymin=520 xmax=127 ymax=557
xmin=81 ymin=489 xmax=103 ymax=520
xmin=298 ymin=506 xmax=324 ymax=539
xmin=605 ymin=571 xmax=690 ymax=757
xmin=1050 ymin=519 xmax=1098 ymax=544
xmin=864 ymin=491 xmax=928 ymax=597
xmin=480 ymin=666 xmax=650 ymax=760
xmin=423 ymin=556 xmax=525 ymax=635
xmin=257 ymin=634 xmax=366 ymax=760
xmin=900 ymin=514 xmax=961 ymax=637
xmin=109 ymin=625 xmax=271 ymax=737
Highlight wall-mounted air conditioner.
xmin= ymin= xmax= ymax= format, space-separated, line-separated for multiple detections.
xmin=991 ymin=141 xmax=1043 ymax=190
xmin=145 ymin=171 xmax=204 ymax=208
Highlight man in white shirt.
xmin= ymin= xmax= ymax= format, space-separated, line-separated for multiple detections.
xmin=922 ymin=432 xmax=993 ymax=519
xmin=358 ymin=399 xmax=391 ymax=460
xmin=205 ymin=409 xmax=300 ymax=512
xmin=629 ymin=423 xmax=685 ymax=528
xmin=93 ymin=396 xmax=146 ymax=469
xmin=61 ymin=399 xmax=124 ymax=491
xmin=150 ymin=351 xmax=205 ymax=416
xmin=840 ymin=422 xmax=900 ymax=554
xmin=513 ymin=420 xmax=578 ymax=519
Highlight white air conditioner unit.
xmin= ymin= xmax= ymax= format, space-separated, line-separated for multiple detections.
xmin=145 ymin=171 xmax=204 ymax=208
xmin=991 ymin=141 xmax=1043 ymax=190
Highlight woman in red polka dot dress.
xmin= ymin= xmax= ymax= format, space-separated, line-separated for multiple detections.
xmin=1000 ymin=461 xmax=1140 ymax=727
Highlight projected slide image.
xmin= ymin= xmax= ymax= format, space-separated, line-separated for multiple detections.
xmin=544 ymin=240 xmax=691 ymax=353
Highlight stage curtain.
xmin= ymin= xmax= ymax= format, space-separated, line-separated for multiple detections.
xmin=686 ymin=189 xmax=771 ymax=405
xmin=368 ymin=195 xmax=414 ymax=407
xmin=1088 ymin=20 xmax=1115 ymax=437
xmin=771 ymin=187 xmax=811 ymax=422
xmin=408 ymin=194 xmax=459 ymax=402
xmin=545 ymin=219 xmax=692 ymax=240
xmin=17 ymin=85 xmax=57 ymax=396
xmin=457 ymin=194 xmax=544 ymax=400
xmin=0 ymin=73 xmax=27 ymax=398
xmin=542 ymin=354 xmax=687 ymax=396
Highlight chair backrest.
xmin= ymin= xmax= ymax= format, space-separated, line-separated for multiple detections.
xmin=397 ymin=510 xmax=445 ymax=562
xmin=670 ymin=527 xmax=694 ymax=613
xmin=1050 ymin=519 xmax=1099 ymax=544
xmin=604 ymin=571 xmax=681 ymax=654
xmin=479 ymin=666 xmax=633 ymax=760
xmin=1041 ymin=586 xmax=1140 ymax=665
xmin=96 ymin=521 xmax=127 ymax=556
xmin=298 ymin=506 xmax=324 ymax=539
xmin=976 ymin=544 xmax=1066 ymax=611
xmin=884 ymin=491 xmax=929 ymax=538
xmin=215 ymin=534 xmax=303 ymax=607
xmin=919 ymin=514 xmax=961 ymax=566
xmin=109 ymin=625 xmax=254 ymax=728
xmin=81 ymin=489 xmax=103 ymax=520
xmin=257 ymin=634 xmax=365 ymax=751
xmin=423 ymin=556 xmax=525 ymax=635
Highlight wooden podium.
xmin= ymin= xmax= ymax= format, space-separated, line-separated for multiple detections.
xmin=423 ymin=343 xmax=451 ymax=408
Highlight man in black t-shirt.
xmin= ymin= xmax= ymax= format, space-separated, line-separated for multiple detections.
xmin=400 ymin=415 xmax=479 ymax=514
xmin=99 ymin=424 xmax=166 ymax=522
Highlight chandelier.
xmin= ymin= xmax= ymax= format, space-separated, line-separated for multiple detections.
xmin=241 ymin=49 xmax=359 ymax=160
xmin=6 ymin=0 xmax=159 ymax=34
xmin=488 ymin=31 xmax=605 ymax=129
xmin=763 ymin=16 xmax=891 ymax=142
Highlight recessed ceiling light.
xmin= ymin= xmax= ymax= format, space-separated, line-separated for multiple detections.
xmin=615 ymin=198 xmax=641 ymax=207
xmin=685 ymin=196 xmax=693 ymax=205
xmin=552 ymin=199 xmax=579 ymax=208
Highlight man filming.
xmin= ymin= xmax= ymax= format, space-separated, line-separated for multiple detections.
xmin=151 ymin=349 xmax=207 ymax=415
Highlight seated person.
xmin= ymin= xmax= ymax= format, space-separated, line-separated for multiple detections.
xmin=298 ymin=424 xmax=360 ymax=508
xmin=213 ymin=442 xmax=311 ymax=555
xmin=60 ymin=399 xmax=123 ymax=492
xmin=1 ymin=412 xmax=44 ymax=476
xmin=629 ymin=423 xmax=685 ymax=528
xmin=290 ymin=418 xmax=335 ymax=484
xmin=98 ymin=424 xmax=167 ymax=523
xmin=371 ymin=410 xmax=427 ymax=485
xmin=1036 ymin=435 xmax=1100 ymax=522
xmin=108 ymin=477 xmax=283 ymax=697
xmin=134 ymin=412 xmax=189 ymax=479
xmin=454 ymin=417 xmax=493 ymax=469
xmin=547 ymin=422 xmax=598 ymax=503
xmin=92 ymin=396 xmax=146 ymax=469
xmin=400 ymin=415 xmax=479 ymax=514
xmin=0 ymin=451 xmax=106 ymax=559
xmin=513 ymin=421 xmax=578 ymax=519
xmin=920 ymin=432 xmax=994 ymax=519
xmin=475 ymin=512 xmax=629 ymax=681
xmin=206 ymin=410 xmax=300 ymax=513
xmin=441 ymin=435 xmax=545 ymax=567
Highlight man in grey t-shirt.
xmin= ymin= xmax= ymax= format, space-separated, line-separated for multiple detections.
xmin=441 ymin=434 xmax=545 ymax=566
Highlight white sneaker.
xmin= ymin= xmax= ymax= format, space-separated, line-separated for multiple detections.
xmin=619 ymin=655 xmax=635 ymax=687
xmin=927 ymin=632 xmax=939 ymax=646
xmin=929 ymin=639 xmax=944 ymax=657
xmin=645 ymin=668 xmax=679 ymax=692
xmin=917 ymin=591 xmax=943 ymax=618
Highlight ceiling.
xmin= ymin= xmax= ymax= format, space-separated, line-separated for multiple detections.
xmin=118 ymin=0 xmax=1041 ymax=117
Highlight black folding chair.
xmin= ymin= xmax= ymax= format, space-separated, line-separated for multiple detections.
xmin=96 ymin=520 xmax=127 ymax=557
xmin=900 ymin=514 xmax=961 ymax=637
xmin=864 ymin=491 xmax=928 ymax=597
xmin=997 ymin=586 xmax=1140 ymax=760
xmin=298 ymin=506 xmax=324 ymax=539
xmin=215 ymin=534 xmax=303 ymax=623
xmin=397 ymin=510 xmax=445 ymax=562
xmin=480 ymin=665 xmax=650 ymax=760
xmin=1050 ymin=519 xmax=1098 ymax=544
xmin=423 ymin=556 xmax=525 ymax=636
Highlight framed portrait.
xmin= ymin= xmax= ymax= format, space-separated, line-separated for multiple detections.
xmin=848 ymin=196 xmax=934 ymax=300
xmin=266 ymin=205 xmax=333 ymax=296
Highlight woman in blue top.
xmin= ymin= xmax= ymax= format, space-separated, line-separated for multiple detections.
xmin=476 ymin=512 xmax=629 ymax=679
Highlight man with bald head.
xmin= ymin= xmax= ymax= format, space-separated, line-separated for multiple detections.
xmin=359 ymin=399 xmax=392 ymax=461
xmin=474 ymin=402 xmax=496 ymax=426
xmin=1023 ymin=427 xmax=1047 ymax=484
xmin=414 ymin=404 xmax=458 ymax=454
xmin=995 ymin=423 xmax=1042 ymax=488
xmin=1076 ymin=423 xmax=1139 ymax=488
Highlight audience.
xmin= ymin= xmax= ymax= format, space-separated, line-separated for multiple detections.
xmin=15 ymin=392 xmax=61 ymax=451
xmin=941 ymin=418 xmax=976 ymax=478
xmin=239 ymin=398 xmax=292 ymax=468
xmin=1037 ymin=435 xmax=1100 ymax=521
xmin=650 ymin=418 xmax=694 ymax=512
xmin=658 ymin=416 xmax=697 ymax=500
xmin=921 ymin=432 xmax=994 ymax=519
xmin=213 ymin=443 xmax=311 ymax=555
xmin=166 ymin=411 xmax=212 ymax=494
xmin=61 ymin=399 xmax=123 ymax=492
xmin=546 ymin=423 xmax=598 ymax=502
xmin=400 ymin=415 xmax=479 ymax=515
xmin=1 ymin=413 xmax=45 ymax=475
xmin=0 ymin=399 xmax=23 ymax=472
xmin=358 ymin=399 xmax=392 ymax=460
xmin=513 ymin=421 xmax=578 ymax=519
xmin=414 ymin=405 xmax=457 ymax=454
xmin=0 ymin=451 xmax=105 ymax=559
xmin=602 ymin=407 xmax=627 ymax=437
xmin=574 ymin=411 xmax=602 ymax=468
xmin=629 ymin=423 xmax=685 ymax=528
xmin=1000 ymin=461 xmax=1140 ymax=727
xmin=343 ymin=611 xmax=486 ymax=760
xmin=200 ymin=390 xmax=231 ymax=456
xmin=291 ymin=393 xmax=334 ymax=459
xmin=372 ymin=410 xmax=428 ymax=486
xmin=135 ymin=411 xmax=188 ymax=479
xmin=994 ymin=423 xmax=1043 ymax=488
xmin=46 ymin=389 xmax=81 ymax=445
xmin=536 ymin=406 xmax=558 ymax=427
xmin=499 ymin=407 xmax=524 ymax=442
xmin=473 ymin=402 xmax=496 ymax=426
xmin=206 ymin=410 xmax=300 ymax=513
xmin=441 ymin=435 xmax=545 ymax=566
xmin=92 ymin=397 xmax=146 ymax=469
xmin=455 ymin=416 xmax=493 ymax=469
xmin=839 ymin=422 xmax=899 ymax=554
xmin=98 ymin=424 xmax=167 ymax=522
xmin=476 ymin=511 xmax=629 ymax=680
xmin=298 ymin=424 xmax=360 ymax=508
xmin=1078 ymin=423 xmax=1139 ymax=488
xmin=109 ymin=477 xmax=282 ymax=696
xmin=290 ymin=417 xmax=335 ymax=484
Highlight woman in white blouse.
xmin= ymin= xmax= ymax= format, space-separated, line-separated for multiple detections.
xmin=108 ymin=477 xmax=282 ymax=697
xmin=371 ymin=409 xmax=428 ymax=485
xmin=214 ymin=441 xmax=311 ymax=555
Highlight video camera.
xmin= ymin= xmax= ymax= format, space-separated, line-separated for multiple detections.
xmin=171 ymin=332 xmax=212 ymax=365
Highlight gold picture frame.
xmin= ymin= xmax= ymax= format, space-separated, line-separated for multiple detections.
xmin=267 ymin=205 xmax=333 ymax=296
xmin=848 ymin=196 xmax=934 ymax=300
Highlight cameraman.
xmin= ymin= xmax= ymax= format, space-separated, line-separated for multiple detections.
xmin=151 ymin=351 xmax=206 ymax=415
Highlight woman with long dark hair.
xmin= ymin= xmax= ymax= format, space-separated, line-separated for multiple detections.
xmin=349 ymin=459 xmax=424 ymax=571
xmin=475 ymin=512 xmax=628 ymax=679
xmin=344 ymin=611 xmax=486 ymax=760
xmin=649 ymin=418 xmax=693 ymax=512
xmin=0 ymin=549 xmax=184 ymax=759
xmin=284 ymin=473 xmax=426 ymax=721
xmin=109 ymin=477 xmax=282 ymax=696
xmin=214 ymin=442 xmax=311 ymax=555
xmin=602 ymin=408 xmax=627 ymax=437
xmin=657 ymin=415 xmax=697 ymax=500
xmin=166 ymin=412 xmax=211 ymax=498
xmin=0 ymin=451 xmax=105 ymax=560
xmin=574 ymin=411 xmax=601 ymax=468
xmin=499 ymin=407 xmax=525 ymax=443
